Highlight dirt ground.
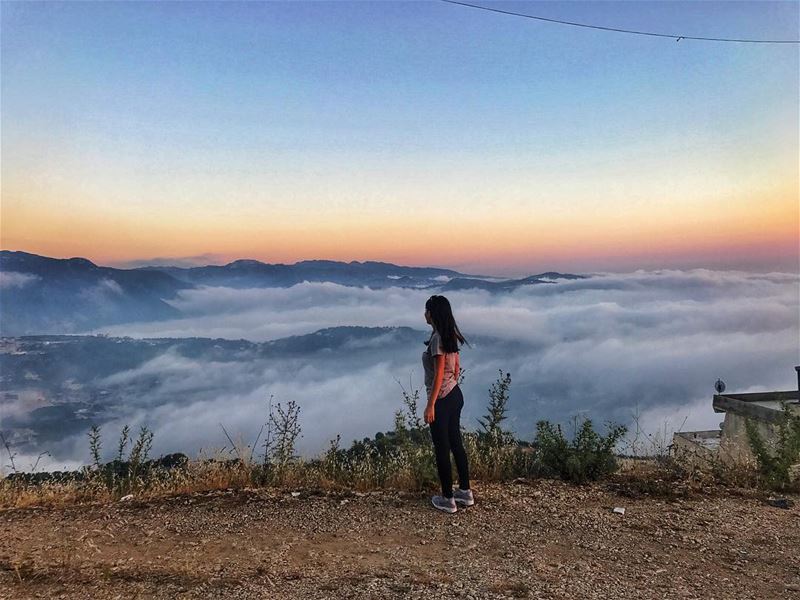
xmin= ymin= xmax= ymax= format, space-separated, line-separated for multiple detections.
xmin=1 ymin=480 xmax=798 ymax=599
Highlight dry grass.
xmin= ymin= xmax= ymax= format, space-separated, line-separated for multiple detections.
xmin=0 ymin=436 xmax=537 ymax=510
xmin=2 ymin=420 xmax=785 ymax=510
xmin=1 ymin=450 xmax=777 ymax=511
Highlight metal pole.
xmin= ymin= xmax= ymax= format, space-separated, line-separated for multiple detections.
xmin=795 ymin=366 xmax=800 ymax=395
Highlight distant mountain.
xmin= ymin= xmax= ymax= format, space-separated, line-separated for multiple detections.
xmin=1 ymin=251 xmax=586 ymax=335
xmin=440 ymin=272 xmax=586 ymax=292
xmin=135 ymin=258 xmax=585 ymax=291
xmin=529 ymin=272 xmax=586 ymax=281
xmin=134 ymin=258 xmax=472 ymax=289
xmin=0 ymin=251 xmax=193 ymax=336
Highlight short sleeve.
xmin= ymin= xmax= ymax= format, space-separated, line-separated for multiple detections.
xmin=429 ymin=332 xmax=443 ymax=356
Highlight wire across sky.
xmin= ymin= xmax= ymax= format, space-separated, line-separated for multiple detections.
xmin=440 ymin=0 xmax=800 ymax=44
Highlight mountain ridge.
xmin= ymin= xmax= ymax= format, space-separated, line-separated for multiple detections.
xmin=1 ymin=250 xmax=586 ymax=336
xmin=2 ymin=250 xmax=582 ymax=286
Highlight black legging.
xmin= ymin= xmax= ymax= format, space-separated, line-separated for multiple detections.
xmin=429 ymin=384 xmax=470 ymax=498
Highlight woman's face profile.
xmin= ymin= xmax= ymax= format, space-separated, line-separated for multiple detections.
xmin=424 ymin=307 xmax=431 ymax=324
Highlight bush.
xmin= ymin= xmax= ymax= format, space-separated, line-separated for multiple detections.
xmin=476 ymin=371 xmax=516 ymax=448
xmin=83 ymin=424 xmax=175 ymax=497
xmin=260 ymin=396 xmax=303 ymax=484
xmin=465 ymin=370 xmax=536 ymax=480
xmin=745 ymin=402 xmax=800 ymax=491
xmin=534 ymin=417 xmax=627 ymax=484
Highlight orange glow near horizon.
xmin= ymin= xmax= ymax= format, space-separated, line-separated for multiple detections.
xmin=2 ymin=183 xmax=797 ymax=275
xmin=3 ymin=0 xmax=797 ymax=278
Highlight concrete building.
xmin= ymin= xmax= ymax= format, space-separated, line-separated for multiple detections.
xmin=672 ymin=367 xmax=800 ymax=469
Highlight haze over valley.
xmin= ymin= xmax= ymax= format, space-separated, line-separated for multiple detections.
xmin=2 ymin=251 xmax=796 ymax=472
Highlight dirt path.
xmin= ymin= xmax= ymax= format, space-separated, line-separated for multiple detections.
xmin=1 ymin=481 xmax=798 ymax=599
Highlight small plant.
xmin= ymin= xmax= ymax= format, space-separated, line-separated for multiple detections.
xmin=382 ymin=377 xmax=437 ymax=488
xmin=477 ymin=370 xmax=514 ymax=447
xmin=128 ymin=425 xmax=154 ymax=482
xmin=395 ymin=375 xmax=424 ymax=432
xmin=116 ymin=425 xmax=130 ymax=463
xmin=622 ymin=404 xmax=686 ymax=460
xmin=535 ymin=417 xmax=627 ymax=484
xmin=319 ymin=434 xmax=344 ymax=482
xmin=745 ymin=402 xmax=800 ymax=491
xmin=478 ymin=370 xmax=511 ymax=432
xmin=82 ymin=423 xmax=160 ymax=497
xmin=465 ymin=370 xmax=536 ymax=480
xmin=262 ymin=395 xmax=302 ymax=483
xmin=0 ymin=431 xmax=19 ymax=474
xmin=88 ymin=424 xmax=102 ymax=469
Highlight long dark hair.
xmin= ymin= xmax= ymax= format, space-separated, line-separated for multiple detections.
xmin=425 ymin=295 xmax=470 ymax=353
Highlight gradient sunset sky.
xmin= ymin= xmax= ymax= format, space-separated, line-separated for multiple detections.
xmin=2 ymin=1 xmax=798 ymax=277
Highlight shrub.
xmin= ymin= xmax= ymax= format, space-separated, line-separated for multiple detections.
xmin=465 ymin=370 xmax=536 ymax=480
xmin=391 ymin=382 xmax=438 ymax=488
xmin=745 ymin=402 xmax=800 ymax=491
xmin=83 ymin=424 xmax=166 ymax=497
xmin=88 ymin=424 xmax=102 ymax=469
xmin=259 ymin=395 xmax=303 ymax=485
xmin=477 ymin=370 xmax=515 ymax=448
xmin=534 ymin=417 xmax=627 ymax=484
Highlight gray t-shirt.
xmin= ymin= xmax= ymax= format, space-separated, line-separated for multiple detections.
xmin=422 ymin=330 xmax=459 ymax=400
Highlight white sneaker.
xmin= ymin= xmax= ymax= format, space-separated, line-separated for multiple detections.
xmin=431 ymin=495 xmax=457 ymax=514
xmin=453 ymin=487 xmax=474 ymax=507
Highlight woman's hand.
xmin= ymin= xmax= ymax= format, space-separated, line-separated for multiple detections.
xmin=424 ymin=403 xmax=436 ymax=424
xmin=426 ymin=355 xmax=444 ymax=424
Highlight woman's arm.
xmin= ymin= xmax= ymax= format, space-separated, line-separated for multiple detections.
xmin=454 ymin=352 xmax=460 ymax=381
xmin=424 ymin=354 xmax=446 ymax=424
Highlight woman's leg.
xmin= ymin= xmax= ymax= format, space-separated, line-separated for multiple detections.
xmin=429 ymin=395 xmax=454 ymax=498
xmin=448 ymin=386 xmax=470 ymax=491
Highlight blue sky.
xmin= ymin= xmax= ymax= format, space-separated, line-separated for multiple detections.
xmin=2 ymin=1 xmax=798 ymax=274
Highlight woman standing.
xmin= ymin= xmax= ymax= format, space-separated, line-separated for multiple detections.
xmin=422 ymin=295 xmax=474 ymax=513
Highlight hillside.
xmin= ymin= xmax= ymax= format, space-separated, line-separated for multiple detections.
xmin=133 ymin=258 xmax=473 ymax=289
xmin=0 ymin=327 xmax=441 ymax=456
xmin=1 ymin=480 xmax=798 ymax=599
xmin=0 ymin=250 xmax=586 ymax=335
xmin=0 ymin=251 xmax=191 ymax=336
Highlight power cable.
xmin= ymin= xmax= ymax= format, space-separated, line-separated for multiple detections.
xmin=439 ymin=0 xmax=800 ymax=44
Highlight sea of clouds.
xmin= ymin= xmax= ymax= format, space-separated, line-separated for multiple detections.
xmin=11 ymin=268 xmax=800 ymax=471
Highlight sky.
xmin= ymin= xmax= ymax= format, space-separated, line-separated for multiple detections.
xmin=1 ymin=1 xmax=798 ymax=277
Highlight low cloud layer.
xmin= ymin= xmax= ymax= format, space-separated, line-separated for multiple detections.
xmin=0 ymin=272 xmax=40 ymax=289
xmin=9 ymin=269 xmax=799 ymax=471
